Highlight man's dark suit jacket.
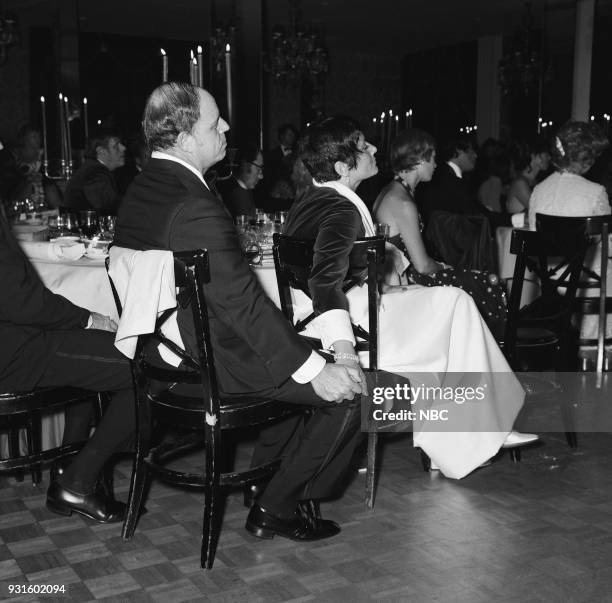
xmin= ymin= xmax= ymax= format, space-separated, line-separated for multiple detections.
xmin=114 ymin=158 xmax=313 ymax=395
xmin=417 ymin=163 xmax=511 ymax=229
xmin=64 ymin=159 xmax=121 ymax=215
xmin=0 ymin=213 xmax=89 ymax=386
xmin=217 ymin=176 xmax=256 ymax=218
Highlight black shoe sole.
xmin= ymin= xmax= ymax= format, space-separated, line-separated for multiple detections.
xmin=46 ymin=497 xmax=125 ymax=524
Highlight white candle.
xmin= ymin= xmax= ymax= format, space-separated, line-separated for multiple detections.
xmin=161 ymin=48 xmax=168 ymax=83
xmin=40 ymin=96 xmax=48 ymax=166
xmin=192 ymin=57 xmax=197 ymax=86
xmin=83 ymin=97 xmax=89 ymax=143
xmin=58 ymin=93 xmax=66 ymax=168
xmin=197 ymin=45 xmax=203 ymax=87
xmin=225 ymin=44 xmax=233 ymax=126
xmin=64 ymin=96 xmax=72 ymax=168
xmin=408 ymin=109 xmax=413 ymax=129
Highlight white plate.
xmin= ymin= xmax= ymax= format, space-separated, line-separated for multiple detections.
xmin=50 ymin=236 xmax=80 ymax=244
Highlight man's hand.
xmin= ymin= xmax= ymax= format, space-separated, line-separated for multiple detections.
xmin=310 ymin=363 xmax=368 ymax=403
xmin=88 ymin=312 xmax=118 ymax=332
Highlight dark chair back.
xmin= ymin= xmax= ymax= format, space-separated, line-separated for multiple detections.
xmin=504 ymin=218 xmax=591 ymax=369
xmin=536 ymin=214 xmax=611 ymax=373
xmin=272 ymin=233 xmax=385 ymax=369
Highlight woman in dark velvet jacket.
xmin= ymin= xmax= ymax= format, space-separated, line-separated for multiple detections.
xmin=283 ymin=116 xmax=537 ymax=479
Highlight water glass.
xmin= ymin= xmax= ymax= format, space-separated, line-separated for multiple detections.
xmin=79 ymin=210 xmax=99 ymax=239
xmin=375 ymin=222 xmax=390 ymax=239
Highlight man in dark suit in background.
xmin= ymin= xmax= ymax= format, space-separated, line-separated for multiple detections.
xmin=0 ymin=211 xmax=134 ymax=523
xmin=63 ymin=128 xmax=125 ymax=215
xmin=114 ymin=82 xmax=366 ymax=542
xmin=417 ymin=136 xmax=520 ymax=229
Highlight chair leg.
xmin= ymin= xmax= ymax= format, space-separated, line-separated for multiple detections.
xmin=122 ymin=395 xmax=151 ymax=541
xmin=419 ymin=448 xmax=431 ymax=472
xmin=565 ymin=432 xmax=578 ymax=448
xmin=25 ymin=411 xmax=43 ymax=485
xmin=8 ymin=417 xmax=24 ymax=482
xmin=365 ymin=432 xmax=378 ymax=510
xmin=201 ymin=419 xmax=222 ymax=569
xmin=509 ymin=448 xmax=521 ymax=463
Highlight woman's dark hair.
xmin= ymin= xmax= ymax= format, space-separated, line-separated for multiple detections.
xmin=143 ymin=82 xmax=201 ymax=151
xmin=552 ymin=120 xmax=609 ymax=173
xmin=390 ymin=128 xmax=436 ymax=173
xmin=439 ymin=135 xmax=474 ymax=163
xmin=509 ymin=136 xmax=549 ymax=173
xmin=299 ymin=116 xmax=363 ymax=182
xmin=85 ymin=127 xmax=122 ymax=159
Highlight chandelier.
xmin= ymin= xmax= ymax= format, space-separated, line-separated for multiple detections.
xmin=498 ymin=1 xmax=548 ymax=96
xmin=0 ymin=10 xmax=19 ymax=65
xmin=265 ymin=0 xmax=328 ymax=85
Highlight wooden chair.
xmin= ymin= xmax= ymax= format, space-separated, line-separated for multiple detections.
xmin=272 ymin=233 xmax=389 ymax=509
xmin=0 ymin=388 xmax=102 ymax=484
xmin=543 ymin=214 xmax=612 ymax=374
xmin=503 ymin=218 xmax=593 ymax=453
xmin=106 ymin=249 xmax=302 ymax=570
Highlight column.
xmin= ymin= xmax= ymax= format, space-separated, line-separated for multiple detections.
xmin=476 ymin=35 xmax=502 ymax=142
xmin=571 ymin=0 xmax=594 ymax=121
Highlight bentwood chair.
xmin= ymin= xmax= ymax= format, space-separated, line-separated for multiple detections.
xmin=0 ymin=388 xmax=103 ymax=484
xmin=541 ymin=214 xmax=612 ymax=374
xmin=503 ymin=218 xmax=594 ymax=453
xmin=273 ymin=233 xmax=395 ymax=509
xmin=106 ymin=250 xmax=301 ymax=570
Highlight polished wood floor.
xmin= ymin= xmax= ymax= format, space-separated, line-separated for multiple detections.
xmin=2 ymin=431 xmax=612 ymax=602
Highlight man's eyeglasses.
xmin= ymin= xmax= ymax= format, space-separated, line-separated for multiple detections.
xmin=246 ymin=161 xmax=264 ymax=173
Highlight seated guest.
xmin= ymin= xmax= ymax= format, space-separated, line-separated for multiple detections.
xmin=114 ymin=133 xmax=151 ymax=197
xmin=0 ymin=211 xmax=134 ymax=523
xmin=417 ymin=135 xmax=521 ymax=229
xmin=373 ymin=129 xmax=507 ymax=339
xmin=284 ymin=116 xmax=537 ymax=479
xmin=114 ymin=82 xmax=366 ymax=541
xmin=477 ymin=141 xmax=512 ymax=213
xmin=217 ymin=142 xmax=263 ymax=218
xmin=529 ymin=121 xmax=610 ymax=229
xmin=63 ymin=128 xmax=125 ymax=215
xmin=506 ymin=138 xmax=551 ymax=214
xmin=262 ymin=123 xmax=298 ymax=209
xmin=0 ymin=124 xmax=62 ymax=209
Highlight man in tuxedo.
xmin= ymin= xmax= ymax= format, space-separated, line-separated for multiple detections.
xmin=261 ymin=123 xmax=298 ymax=210
xmin=418 ymin=136 xmax=523 ymax=229
xmin=114 ymin=82 xmax=366 ymax=541
xmin=0 ymin=211 xmax=134 ymax=523
xmin=64 ymin=128 xmax=125 ymax=215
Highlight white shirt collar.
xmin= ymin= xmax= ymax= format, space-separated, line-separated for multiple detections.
xmin=236 ymin=177 xmax=248 ymax=190
xmin=447 ymin=161 xmax=462 ymax=179
xmin=151 ymin=150 xmax=209 ymax=189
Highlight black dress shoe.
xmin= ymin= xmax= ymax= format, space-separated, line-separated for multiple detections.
xmin=245 ymin=504 xmax=340 ymax=541
xmin=50 ymin=459 xmax=118 ymax=502
xmin=46 ymin=481 xmax=126 ymax=523
xmin=297 ymin=500 xmax=340 ymax=534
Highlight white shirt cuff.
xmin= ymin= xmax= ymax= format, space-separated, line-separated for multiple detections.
xmin=86 ymin=314 xmax=93 ymax=329
xmin=511 ymin=212 xmax=526 ymax=228
xmin=313 ymin=309 xmax=355 ymax=349
xmin=292 ymin=350 xmax=326 ymax=384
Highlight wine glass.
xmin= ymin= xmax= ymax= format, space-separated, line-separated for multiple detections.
xmin=79 ymin=210 xmax=99 ymax=239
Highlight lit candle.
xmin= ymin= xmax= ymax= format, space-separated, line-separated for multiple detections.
xmin=192 ymin=57 xmax=198 ymax=86
xmin=83 ymin=97 xmax=89 ymax=143
xmin=408 ymin=108 xmax=413 ymax=128
xmin=40 ymin=96 xmax=48 ymax=168
xmin=197 ymin=45 xmax=203 ymax=87
xmin=64 ymin=96 xmax=72 ymax=170
xmin=190 ymin=49 xmax=195 ymax=84
xmin=395 ymin=114 xmax=399 ymax=137
xmin=58 ymin=93 xmax=66 ymax=169
xmin=537 ymin=116 xmax=542 ymax=134
xmin=160 ymin=48 xmax=168 ymax=83
xmin=225 ymin=44 xmax=233 ymax=126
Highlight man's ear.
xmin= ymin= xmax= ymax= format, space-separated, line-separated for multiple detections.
xmin=334 ymin=160 xmax=349 ymax=179
xmin=176 ymin=131 xmax=192 ymax=152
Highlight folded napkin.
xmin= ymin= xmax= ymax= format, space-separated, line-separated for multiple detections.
xmin=19 ymin=240 xmax=86 ymax=262
xmin=108 ymin=246 xmax=184 ymax=366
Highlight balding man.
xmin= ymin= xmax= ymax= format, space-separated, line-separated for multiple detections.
xmin=114 ymin=82 xmax=366 ymax=542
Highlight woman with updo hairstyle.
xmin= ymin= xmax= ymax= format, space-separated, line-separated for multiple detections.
xmin=284 ymin=118 xmax=535 ymax=479
xmin=528 ymin=120 xmax=610 ymax=229
xmin=373 ymin=128 xmax=507 ymax=338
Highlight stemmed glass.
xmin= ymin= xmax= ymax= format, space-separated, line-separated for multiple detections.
xmin=79 ymin=210 xmax=99 ymax=239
